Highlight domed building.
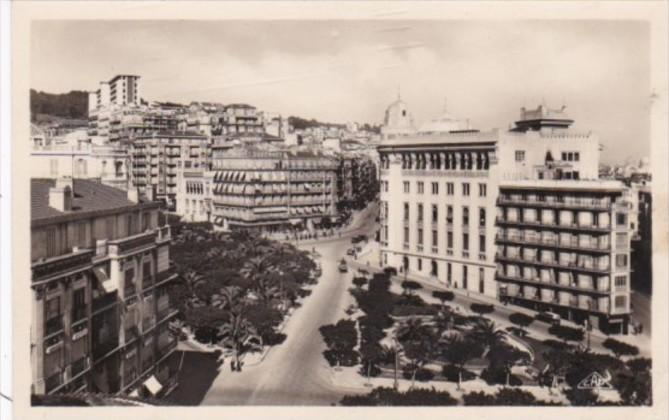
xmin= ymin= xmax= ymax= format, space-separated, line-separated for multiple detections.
xmin=417 ymin=105 xmax=472 ymax=134
xmin=380 ymin=95 xmax=416 ymax=140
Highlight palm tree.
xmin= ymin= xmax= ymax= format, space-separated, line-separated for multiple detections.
xmin=469 ymin=318 xmax=506 ymax=356
xmin=182 ymin=270 xmax=205 ymax=294
xmin=211 ymin=286 xmax=244 ymax=312
xmin=433 ymin=308 xmax=455 ymax=337
xmin=217 ymin=312 xmax=263 ymax=372
xmin=442 ymin=335 xmax=480 ymax=390
xmin=395 ymin=318 xmax=437 ymax=388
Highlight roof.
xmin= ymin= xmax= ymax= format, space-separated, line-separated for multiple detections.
xmin=135 ymin=130 xmax=207 ymax=139
xmin=31 ymin=178 xmax=157 ymax=224
xmin=378 ymin=130 xmax=498 ymax=149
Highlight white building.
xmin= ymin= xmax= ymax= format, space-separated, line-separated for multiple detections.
xmin=380 ymin=95 xmax=416 ymax=140
xmin=378 ymin=101 xmax=633 ymax=333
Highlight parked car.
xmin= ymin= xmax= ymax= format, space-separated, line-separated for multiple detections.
xmin=346 ymin=248 xmax=357 ymax=256
xmin=536 ymin=311 xmax=561 ymax=325
xmin=338 ymin=259 xmax=348 ymax=273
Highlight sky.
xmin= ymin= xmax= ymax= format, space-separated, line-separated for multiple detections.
xmin=31 ymin=20 xmax=650 ymax=164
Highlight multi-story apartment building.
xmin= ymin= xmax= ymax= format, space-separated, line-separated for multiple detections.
xmin=210 ymin=144 xmax=338 ymax=232
xmin=378 ymin=102 xmax=633 ymax=333
xmin=495 ymin=180 xmax=633 ymax=334
xmin=30 ymin=178 xmax=179 ymax=398
xmin=129 ymin=131 xmax=209 ymax=210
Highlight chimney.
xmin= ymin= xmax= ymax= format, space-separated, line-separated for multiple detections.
xmin=49 ymin=177 xmax=73 ymax=211
xmin=127 ymin=187 xmax=140 ymax=203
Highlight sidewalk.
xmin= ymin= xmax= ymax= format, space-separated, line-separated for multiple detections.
xmin=349 ymin=244 xmax=651 ymax=358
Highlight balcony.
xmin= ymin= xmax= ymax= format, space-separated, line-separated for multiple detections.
xmin=495 ymin=217 xmax=610 ymax=233
xmin=495 ymin=233 xmax=610 ymax=253
xmin=32 ymin=249 xmax=94 ymax=283
xmin=497 ymin=196 xmax=612 ymax=211
xmin=108 ymin=231 xmax=157 ymax=257
xmin=44 ymin=317 xmax=64 ymax=337
xmin=495 ymin=253 xmax=610 ymax=274
xmin=71 ymin=357 xmax=89 ymax=377
xmin=495 ymin=273 xmax=609 ymax=295
xmin=45 ymin=372 xmax=63 ymax=394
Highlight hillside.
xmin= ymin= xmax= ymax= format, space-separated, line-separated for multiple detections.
xmin=30 ymin=89 xmax=88 ymax=121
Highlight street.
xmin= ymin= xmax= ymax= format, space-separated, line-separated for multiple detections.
xmin=200 ymin=210 xmax=376 ymax=405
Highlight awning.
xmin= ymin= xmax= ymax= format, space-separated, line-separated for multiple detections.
xmin=143 ymin=375 xmax=163 ymax=396
xmin=94 ymin=267 xmax=118 ymax=293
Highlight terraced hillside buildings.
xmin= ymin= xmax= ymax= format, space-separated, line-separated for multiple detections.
xmin=30 ymin=178 xmax=179 ymax=398
xmin=378 ymin=102 xmax=634 ymax=333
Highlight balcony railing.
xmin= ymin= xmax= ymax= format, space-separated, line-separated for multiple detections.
xmin=495 ymin=217 xmax=611 ymax=233
xmin=495 ymin=253 xmax=610 ymax=274
xmin=32 ymin=249 xmax=94 ymax=283
xmin=495 ymin=273 xmax=609 ymax=295
xmin=495 ymin=233 xmax=610 ymax=253
xmin=92 ymin=293 xmax=118 ymax=313
xmin=108 ymin=231 xmax=157 ymax=256
xmin=497 ymin=197 xmax=612 ymax=211
xmin=44 ymin=317 xmax=64 ymax=336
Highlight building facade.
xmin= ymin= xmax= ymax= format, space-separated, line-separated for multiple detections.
xmin=129 ymin=131 xmax=209 ymax=210
xmin=31 ymin=179 xmax=179 ymax=398
xmin=495 ymin=180 xmax=633 ymax=334
xmin=210 ymin=145 xmax=338 ymax=232
xmin=31 ymin=141 xmax=129 ymax=191
xmin=175 ymin=170 xmax=215 ymax=222
xmin=377 ymin=102 xmax=633 ymax=333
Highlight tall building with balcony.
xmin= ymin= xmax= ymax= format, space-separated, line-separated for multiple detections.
xmin=210 ymin=144 xmax=338 ymax=232
xmin=129 ymin=131 xmax=209 ymax=210
xmin=495 ymin=180 xmax=633 ymax=334
xmin=30 ymin=178 xmax=179 ymax=398
xmin=377 ymin=102 xmax=633 ymax=333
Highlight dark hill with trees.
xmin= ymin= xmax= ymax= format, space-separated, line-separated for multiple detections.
xmin=30 ymin=89 xmax=89 ymax=121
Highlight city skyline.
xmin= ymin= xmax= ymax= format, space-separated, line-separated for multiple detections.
xmin=31 ymin=19 xmax=650 ymax=164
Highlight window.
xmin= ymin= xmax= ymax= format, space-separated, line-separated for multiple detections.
xmin=463 ymin=266 xmax=468 ymax=289
xmin=462 ymin=183 xmax=470 ymax=196
xmin=418 ymin=228 xmax=424 ymax=245
xmin=76 ymin=222 xmax=86 ymax=247
xmin=432 ymin=205 xmax=438 ymax=223
xmin=447 ymin=263 xmax=452 ymax=283
xmin=45 ymin=296 xmax=61 ymax=321
xmin=479 ymin=208 xmax=486 ymax=227
xmin=479 ymin=235 xmax=486 ymax=253
xmin=446 ymin=206 xmax=453 ymax=225
xmin=614 ymin=275 xmax=627 ymax=291
xmin=143 ymin=260 xmax=152 ymax=280
xmin=446 ymin=182 xmax=454 ymax=195
xmin=463 ymin=207 xmax=469 ymax=226
xmin=616 ymin=213 xmax=627 ymax=226
xmin=479 ymin=183 xmax=487 ymax=197
xmin=125 ymin=268 xmax=135 ymax=286
xmin=46 ymin=228 xmax=57 ymax=257
xmin=615 ymin=254 xmax=628 ymax=268
xmin=403 ymin=227 xmax=409 ymax=244
xmin=417 ymin=182 xmax=424 ymax=194
xmin=105 ymin=218 xmax=115 ymax=240
xmin=616 ymin=233 xmax=628 ymax=250
xmin=573 ymin=171 xmax=579 ymax=180
xmin=417 ymin=258 xmax=422 ymax=271
xmin=515 ymin=150 xmax=526 ymax=162
xmin=432 ymin=230 xmax=438 ymax=247
xmin=72 ymin=288 xmax=86 ymax=322
xmin=463 ymin=233 xmax=469 ymax=251
xmin=403 ymin=203 xmax=409 ymax=221
xmin=615 ymin=295 xmax=626 ymax=309
xmin=417 ymin=204 xmax=424 ymax=222
xmin=431 ymin=182 xmax=439 ymax=195
xmin=403 ymin=181 xmax=410 ymax=193
xmin=447 ymin=231 xmax=453 ymax=249
xmin=574 ymin=152 xmax=580 ymax=161
xmin=479 ymin=268 xmax=485 ymax=294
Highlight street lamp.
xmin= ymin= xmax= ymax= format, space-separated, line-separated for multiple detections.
xmin=392 ymin=336 xmax=404 ymax=391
